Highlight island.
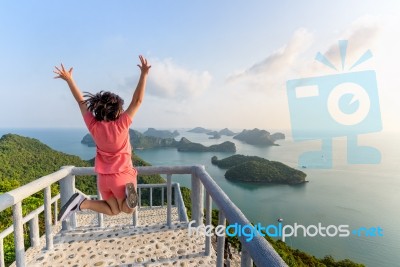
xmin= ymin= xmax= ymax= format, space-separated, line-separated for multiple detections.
xmin=177 ymin=137 xmax=236 ymax=152
xmin=82 ymin=131 xmax=235 ymax=153
xmin=206 ymin=131 xmax=221 ymax=139
xmin=143 ymin=128 xmax=179 ymax=139
xmin=207 ymin=128 xmax=236 ymax=137
xmin=81 ymin=129 xmax=178 ymax=149
xmin=270 ymin=132 xmax=285 ymax=141
xmin=233 ymin=128 xmax=285 ymax=146
xmin=188 ymin=127 xmax=237 ymax=137
xmin=211 ymin=154 xmax=306 ymax=184
xmin=218 ymin=128 xmax=236 ymax=136
xmin=187 ymin=127 xmax=212 ymax=133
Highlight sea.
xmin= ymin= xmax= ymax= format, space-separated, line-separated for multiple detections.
xmin=0 ymin=128 xmax=399 ymax=267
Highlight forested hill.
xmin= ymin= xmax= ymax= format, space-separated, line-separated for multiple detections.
xmin=0 ymin=134 xmax=96 ymax=191
xmin=0 ymin=134 xmax=165 ymax=194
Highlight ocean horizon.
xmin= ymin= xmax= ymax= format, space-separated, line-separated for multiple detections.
xmin=0 ymin=127 xmax=399 ymax=266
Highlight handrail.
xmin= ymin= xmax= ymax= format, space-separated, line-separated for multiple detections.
xmin=0 ymin=195 xmax=60 ymax=239
xmin=193 ymin=166 xmax=288 ymax=267
xmin=71 ymin=165 xmax=194 ymax=176
xmin=0 ymin=166 xmax=73 ymax=212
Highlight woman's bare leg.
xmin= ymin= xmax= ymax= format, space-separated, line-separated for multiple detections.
xmin=117 ymin=198 xmax=135 ymax=214
xmin=80 ymin=197 xmax=120 ymax=216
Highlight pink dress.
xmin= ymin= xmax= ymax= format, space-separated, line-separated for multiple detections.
xmin=83 ymin=112 xmax=137 ymax=200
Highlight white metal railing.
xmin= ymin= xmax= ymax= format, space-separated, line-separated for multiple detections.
xmin=83 ymin=182 xmax=188 ymax=227
xmin=0 ymin=165 xmax=287 ymax=267
xmin=135 ymin=182 xmax=188 ymax=222
xmin=0 ymin=166 xmax=73 ymax=267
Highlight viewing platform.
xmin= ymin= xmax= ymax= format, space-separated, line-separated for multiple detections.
xmin=0 ymin=165 xmax=287 ymax=267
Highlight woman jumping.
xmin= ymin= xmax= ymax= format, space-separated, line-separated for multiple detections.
xmin=54 ymin=55 xmax=151 ymax=221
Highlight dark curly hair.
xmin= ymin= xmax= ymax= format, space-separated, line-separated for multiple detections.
xmin=81 ymin=91 xmax=124 ymax=121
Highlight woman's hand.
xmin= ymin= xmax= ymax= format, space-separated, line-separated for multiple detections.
xmin=137 ymin=55 xmax=151 ymax=75
xmin=53 ymin=63 xmax=87 ymax=115
xmin=53 ymin=63 xmax=73 ymax=82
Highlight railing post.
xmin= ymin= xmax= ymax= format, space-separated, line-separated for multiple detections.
xmin=29 ymin=216 xmax=40 ymax=248
xmin=133 ymin=184 xmax=139 ymax=227
xmin=161 ymin=187 xmax=164 ymax=206
xmin=216 ymin=210 xmax=226 ymax=267
xmin=53 ymin=200 xmax=58 ymax=225
xmin=174 ymin=183 xmax=188 ymax=222
xmin=174 ymin=184 xmax=179 ymax=206
xmin=59 ymin=166 xmax=76 ymax=230
xmin=132 ymin=206 xmax=139 ymax=226
xmin=167 ymin=174 xmax=172 ymax=227
xmin=150 ymin=187 xmax=153 ymax=208
xmin=44 ymin=186 xmax=53 ymax=250
xmin=241 ymin=246 xmax=253 ymax=267
xmin=0 ymin=238 xmax=4 ymax=267
xmin=138 ymin=188 xmax=142 ymax=207
xmin=12 ymin=202 xmax=25 ymax=267
xmin=205 ymin=191 xmax=212 ymax=256
xmin=97 ymin=176 xmax=104 ymax=228
xmin=191 ymin=172 xmax=204 ymax=227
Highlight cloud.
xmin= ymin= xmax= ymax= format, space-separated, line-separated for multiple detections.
xmin=226 ymin=28 xmax=314 ymax=90
xmin=145 ymin=58 xmax=212 ymax=99
xmin=322 ymin=15 xmax=382 ymax=72
xmin=226 ymin=16 xmax=383 ymax=92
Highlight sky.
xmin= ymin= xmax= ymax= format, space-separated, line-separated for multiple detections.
xmin=1 ymin=0 xmax=399 ymax=133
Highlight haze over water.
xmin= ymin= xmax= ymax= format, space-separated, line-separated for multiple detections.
xmin=1 ymin=128 xmax=399 ymax=266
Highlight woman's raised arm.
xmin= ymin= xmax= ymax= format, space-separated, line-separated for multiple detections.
xmin=54 ymin=64 xmax=88 ymax=116
xmin=125 ymin=55 xmax=151 ymax=119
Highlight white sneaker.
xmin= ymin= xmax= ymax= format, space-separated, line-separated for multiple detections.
xmin=125 ymin=183 xmax=138 ymax=209
xmin=57 ymin=193 xmax=86 ymax=221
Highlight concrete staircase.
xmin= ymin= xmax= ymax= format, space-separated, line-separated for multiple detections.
xmin=21 ymin=207 xmax=220 ymax=267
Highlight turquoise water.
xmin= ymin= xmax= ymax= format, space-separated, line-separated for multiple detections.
xmin=1 ymin=128 xmax=399 ymax=266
